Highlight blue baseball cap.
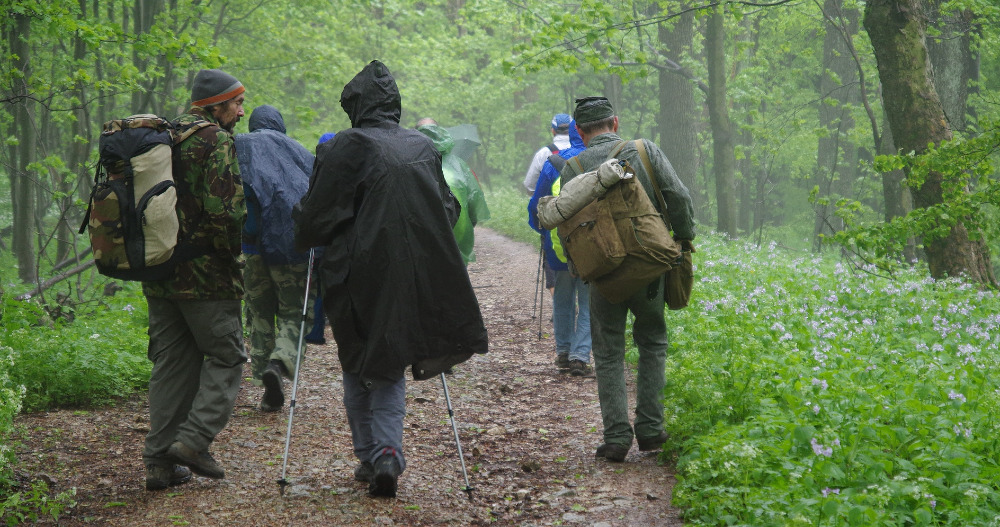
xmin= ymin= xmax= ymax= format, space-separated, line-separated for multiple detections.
xmin=551 ymin=113 xmax=572 ymax=131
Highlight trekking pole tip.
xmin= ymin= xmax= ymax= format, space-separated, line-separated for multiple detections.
xmin=277 ymin=478 xmax=289 ymax=496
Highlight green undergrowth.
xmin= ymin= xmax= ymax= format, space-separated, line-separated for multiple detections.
xmin=1 ymin=289 xmax=151 ymax=413
xmin=480 ymin=183 xmax=542 ymax=247
xmin=666 ymin=234 xmax=1000 ymax=525
xmin=0 ymin=280 xmax=147 ymax=523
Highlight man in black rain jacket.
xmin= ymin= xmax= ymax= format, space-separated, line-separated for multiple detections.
xmin=294 ymin=60 xmax=488 ymax=498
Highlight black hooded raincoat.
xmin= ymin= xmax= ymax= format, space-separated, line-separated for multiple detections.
xmin=294 ymin=60 xmax=488 ymax=390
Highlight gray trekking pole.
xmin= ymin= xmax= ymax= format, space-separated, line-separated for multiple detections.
xmin=440 ymin=373 xmax=474 ymax=498
xmin=531 ymin=241 xmax=543 ymax=319
xmin=278 ymin=248 xmax=316 ymax=496
xmin=537 ymin=272 xmax=545 ymax=340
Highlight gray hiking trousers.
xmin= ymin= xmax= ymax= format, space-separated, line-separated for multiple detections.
xmin=342 ymin=371 xmax=407 ymax=471
xmin=142 ymin=298 xmax=246 ymax=466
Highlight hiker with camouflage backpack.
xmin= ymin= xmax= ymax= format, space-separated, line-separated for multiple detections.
xmin=142 ymin=69 xmax=248 ymax=491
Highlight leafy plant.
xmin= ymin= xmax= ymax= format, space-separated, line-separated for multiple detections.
xmin=0 ymin=481 xmax=76 ymax=526
xmin=664 ymin=232 xmax=1000 ymax=525
xmin=0 ymin=346 xmax=24 ymax=486
xmin=1 ymin=292 xmax=150 ymax=412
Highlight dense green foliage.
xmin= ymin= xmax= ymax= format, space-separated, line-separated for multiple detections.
xmin=664 ymin=233 xmax=1000 ymax=525
xmin=1 ymin=291 xmax=150 ymax=412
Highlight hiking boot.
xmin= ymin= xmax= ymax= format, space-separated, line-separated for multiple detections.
xmin=368 ymin=454 xmax=402 ymax=498
xmin=637 ymin=431 xmax=669 ymax=452
xmin=260 ymin=360 xmax=285 ymax=412
xmin=569 ymin=359 xmax=594 ymax=377
xmin=595 ymin=443 xmax=629 ymax=462
xmin=166 ymin=441 xmax=225 ymax=479
xmin=555 ymin=354 xmax=570 ymax=371
xmin=354 ymin=461 xmax=374 ymax=482
xmin=145 ymin=464 xmax=192 ymax=491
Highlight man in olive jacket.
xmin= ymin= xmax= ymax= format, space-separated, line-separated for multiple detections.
xmin=294 ymin=60 xmax=488 ymax=498
xmin=560 ymin=96 xmax=695 ymax=462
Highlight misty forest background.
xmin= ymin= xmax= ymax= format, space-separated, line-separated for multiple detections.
xmin=3 ymin=0 xmax=1000 ymax=525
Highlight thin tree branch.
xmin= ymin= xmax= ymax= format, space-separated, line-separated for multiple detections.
xmin=15 ymin=259 xmax=96 ymax=301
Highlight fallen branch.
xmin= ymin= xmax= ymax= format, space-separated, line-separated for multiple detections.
xmin=16 ymin=259 xmax=97 ymax=301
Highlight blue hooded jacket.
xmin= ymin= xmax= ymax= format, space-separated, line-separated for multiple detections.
xmin=527 ymin=121 xmax=585 ymax=271
xmin=236 ymin=105 xmax=315 ymax=264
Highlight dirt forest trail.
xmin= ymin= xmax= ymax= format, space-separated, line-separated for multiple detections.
xmin=13 ymin=227 xmax=684 ymax=526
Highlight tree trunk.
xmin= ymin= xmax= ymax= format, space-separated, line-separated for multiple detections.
xmin=64 ymin=0 xmax=95 ymax=263
xmin=864 ymin=0 xmax=995 ymax=285
xmin=705 ymin=8 xmax=737 ymax=236
xmin=813 ymin=0 xmax=860 ymax=252
xmin=603 ymin=75 xmax=624 ymax=120
xmin=10 ymin=13 xmax=38 ymax=283
xmin=877 ymin=110 xmax=917 ymax=261
xmin=514 ymin=84 xmax=539 ymax=183
xmin=657 ymin=8 xmax=700 ymax=202
xmin=130 ymin=0 xmax=166 ymax=113
xmin=925 ymin=0 xmax=975 ymax=133
xmin=735 ymin=15 xmax=759 ymax=235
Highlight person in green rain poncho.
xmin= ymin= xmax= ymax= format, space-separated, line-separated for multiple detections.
xmin=416 ymin=122 xmax=490 ymax=264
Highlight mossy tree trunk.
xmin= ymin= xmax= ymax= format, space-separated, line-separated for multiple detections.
xmin=657 ymin=7 xmax=700 ymax=206
xmin=864 ymin=0 xmax=995 ymax=285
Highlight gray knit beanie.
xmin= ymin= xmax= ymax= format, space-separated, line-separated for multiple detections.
xmin=191 ymin=69 xmax=244 ymax=107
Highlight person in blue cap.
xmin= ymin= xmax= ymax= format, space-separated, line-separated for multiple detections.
xmin=522 ymin=113 xmax=573 ymax=194
xmin=524 ymin=113 xmax=573 ymax=301
xmin=527 ymin=120 xmax=592 ymax=377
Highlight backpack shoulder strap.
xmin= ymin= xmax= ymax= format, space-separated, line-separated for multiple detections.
xmin=172 ymin=119 xmax=214 ymax=145
xmin=562 ymin=155 xmax=586 ymax=179
xmin=610 ymin=140 xmax=629 ymax=159
xmin=547 ymin=153 xmax=567 ymax=174
xmin=547 ymin=142 xmax=559 ymax=154
xmin=634 ymin=139 xmax=670 ymax=227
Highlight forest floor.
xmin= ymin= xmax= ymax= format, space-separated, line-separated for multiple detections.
xmin=11 ymin=228 xmax=684 ymax=526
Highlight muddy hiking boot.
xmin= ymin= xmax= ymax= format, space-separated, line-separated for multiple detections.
xmin=354 ymin=461 xmax=374 ymax=482
xmin=369 ymin=452 xmax=402 ymax=498
xmin=555 ymin=354 xmax=570 ymax=372
xmin=595 ymin=443 xmax=629 ymax=462
xmin=260 ymin=360 xmax=286 ymax=412
xmin=145 ymin=464 xmax=192 ymax=491
xmin=637 ymin=431 xmax=669 ymax=452
xmin=569 ymin=360 xmax=594 ymax=377
xmin=167 ymin=441 xmax=225 ymax=479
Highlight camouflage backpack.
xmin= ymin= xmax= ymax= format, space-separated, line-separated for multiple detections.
xmin=79 ymin=114 xmax=211 ymax=281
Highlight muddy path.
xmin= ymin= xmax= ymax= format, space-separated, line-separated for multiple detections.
xmin=13 ymin=227 xmax=683 ymax=526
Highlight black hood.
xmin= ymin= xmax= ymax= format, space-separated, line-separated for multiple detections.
xmin=339 ymin=60 xmax=401 ymax=128
xmin=247 ymin=104 xmax=286 ymax=134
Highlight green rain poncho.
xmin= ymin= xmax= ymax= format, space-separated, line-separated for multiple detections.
xmin=417 ymin=123 xmax=490 ymax=264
